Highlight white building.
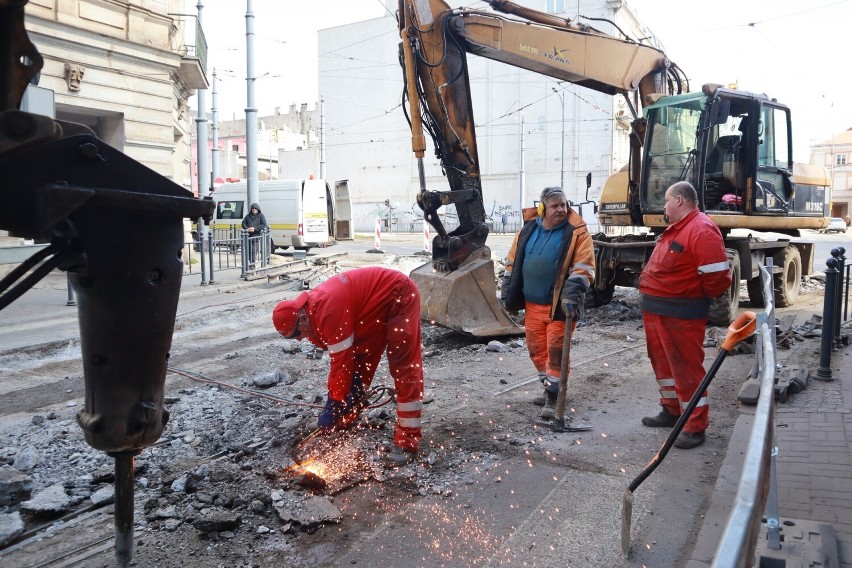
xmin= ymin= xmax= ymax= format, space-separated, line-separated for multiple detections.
xmin=306 ymin=0 xmax=665 ymax=233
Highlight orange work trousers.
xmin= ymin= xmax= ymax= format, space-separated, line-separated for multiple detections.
xmin=642 ymin=311 xmax=709 ymax=433
xmin=524 ymin=302 xmax=575 ymax=388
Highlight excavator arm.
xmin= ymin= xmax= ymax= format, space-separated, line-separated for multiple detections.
xmin=398 ymin=0 xmax=685 ymax=335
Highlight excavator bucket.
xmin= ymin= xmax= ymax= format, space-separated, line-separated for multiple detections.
xmin=410 ymin=246 xmax=524 ymax=337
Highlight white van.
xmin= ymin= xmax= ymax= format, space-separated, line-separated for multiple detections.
xmin=211 ymin=179 xmax=352 ymax=252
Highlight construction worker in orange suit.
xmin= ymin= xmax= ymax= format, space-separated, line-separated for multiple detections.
xmin=272 ymin=267 xmax=423 ymax=467
xmin=500 ymin=187 xmax=596 ymax=419
xmin=639 ymin=181 xmax=732 ymax=449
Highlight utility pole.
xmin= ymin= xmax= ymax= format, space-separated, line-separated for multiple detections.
xmin=319 ymin=95 xmax=326 ymax=180
xmin=194 ymin=0 xmax=210 ymax=286
xmin=211 ymin=68 xmax=219 ymax=192
xmin=552 ymin=87 xmax=565 ymax=190
xmin=519 ymin=115 xmax=526 ymax=215
xmin=245 ymin=0 xmax=259 ymax=206
xmin=195 ymin=0 xmax=208 ymax=203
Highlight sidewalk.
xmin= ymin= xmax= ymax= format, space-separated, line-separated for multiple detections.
xmin=0 ymin=262 xmax=267 ymax=354
xmin=690 ymin=335 xmax=852 ymax=567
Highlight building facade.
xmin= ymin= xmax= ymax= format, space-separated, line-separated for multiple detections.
xmin=810 ymin=128 xmax=852 ymax=220
xmin=192 ymin=103 xmax=318 ymax=193
xmin=312 ymin=0 xmax=666 ymax=233
xmin=23 ymin=0 xmax=207 ymax=189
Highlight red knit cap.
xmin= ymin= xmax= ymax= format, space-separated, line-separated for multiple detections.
xmin=272 ymin=292 xmax=309 ymax=338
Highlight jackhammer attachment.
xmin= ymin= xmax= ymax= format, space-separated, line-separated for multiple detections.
xmin=410 ymin=245 xmax=523 ymax=337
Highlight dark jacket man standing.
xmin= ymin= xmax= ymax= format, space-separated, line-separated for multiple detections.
xmin=241 ymin=203 xmax=268 ymax=263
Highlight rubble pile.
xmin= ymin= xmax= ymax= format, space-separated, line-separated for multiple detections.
xmin=0 ymin=336 xmax=530 ymax=562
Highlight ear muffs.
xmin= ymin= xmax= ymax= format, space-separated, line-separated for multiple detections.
xmin=536 ymin=202 xmax=545 ymax=216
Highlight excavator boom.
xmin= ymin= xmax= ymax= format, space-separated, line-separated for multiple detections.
xmin=399 ymin=0 xmax=685 ymax=335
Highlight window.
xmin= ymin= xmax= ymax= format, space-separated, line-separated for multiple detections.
xmin=232 ymin=144 xmax=239 ymax=152
xmin=758 ymin=106 xmax=790 ymax=169
xmin=547 ymin=0 xmax=566 ymax=14
xmin=216 ymin=201 xmax=244 ymax=220
xmin=837 ymin=154 xmax=847 ymax=166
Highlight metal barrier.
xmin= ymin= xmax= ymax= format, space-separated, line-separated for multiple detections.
xmin=184 ymin=228 xmax=271 ymax=283
xmin=712 ymin=264 xmax=778 ymax=567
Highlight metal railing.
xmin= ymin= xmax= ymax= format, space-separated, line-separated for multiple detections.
xmin=712 ymin=264 xmax=778 ymax=567
xmin=184 ymin=228 xmax=271 ymax=283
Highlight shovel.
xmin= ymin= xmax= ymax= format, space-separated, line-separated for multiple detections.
xmin=621 ymin=311 xmax=757 ymax=556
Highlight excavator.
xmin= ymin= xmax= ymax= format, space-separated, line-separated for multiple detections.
xmin=398 ymin=0 xmax=829 ymax=335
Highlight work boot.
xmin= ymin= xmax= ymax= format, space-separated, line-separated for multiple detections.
xmin=381 ymin=445 xmax=417 ymax=468
xmin=673 ymin=431 xmax=705 ymax=449
xmin=532 ymin=389 xmax=555 ymax=407
xmin=641 ymin=407 xmax=679 ymax=428
xmin=540 ymin=391 xmax=558 ymax=420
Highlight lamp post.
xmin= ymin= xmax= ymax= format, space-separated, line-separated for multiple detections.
xmin=552 ymin=87 xmax=565 ymax=190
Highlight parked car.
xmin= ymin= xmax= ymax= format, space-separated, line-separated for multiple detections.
xmin=822 ymin=217 xmax=848 ymax=234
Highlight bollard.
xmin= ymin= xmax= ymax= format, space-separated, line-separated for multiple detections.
xmin=815 ymin=257 xmax=839 ymax=380
xmin=207 ymin=230 xmax=216 ymax=285
xmin=198 ymin=223 xmax=208 ymax=286
xmin=375 ymin=217 xmax=382 ymax=250
xmin=832 ymin=247 xmax=846 ymax=347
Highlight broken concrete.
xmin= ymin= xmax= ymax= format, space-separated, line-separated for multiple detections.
xmin=20 ymin=483 xmax=70 ymax=516
xmin=274 ymin=495 xmax=341 ymax=528
xmin=0 ymin=465 xmax=32 ymax=506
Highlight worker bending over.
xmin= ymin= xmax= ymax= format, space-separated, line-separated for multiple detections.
xmin=272 ymin=267 xmax=424 ymax=466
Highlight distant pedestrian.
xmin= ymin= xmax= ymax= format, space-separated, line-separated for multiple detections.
xmin=639 ymin=181 xmax=731 ymax=449
xmin=501 ymin=213 xmax=509 ymax=234
xmin=241 ymin=203 xmax=268 ymax=266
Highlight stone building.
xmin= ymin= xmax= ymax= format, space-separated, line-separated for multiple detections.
xmin=23 ymin=0 xmax=207 ymax=189
xmin=194 ymin=104 xmax=318 ymax=191
xmin=810 ymin=128 xmax=852 ymax=220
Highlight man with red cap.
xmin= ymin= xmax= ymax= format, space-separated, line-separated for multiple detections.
xmin=272 ymin=266 xmax=424 ymax=466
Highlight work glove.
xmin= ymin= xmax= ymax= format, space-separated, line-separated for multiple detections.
xmin=499 ymin=272 xmax=511 ymax=305
xmin=317 ymin=398 xmax=347 ymax=431
xmin=561 ymin=297 xmax=583 ymax=320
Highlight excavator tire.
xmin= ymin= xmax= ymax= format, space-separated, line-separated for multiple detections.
xmin=586 ymin=279 xmax=615 ymax=308
xmin=708 ymin=249 xmax=740 ymax=327
xmin=773 ymin=245 xmax=801 ymax=308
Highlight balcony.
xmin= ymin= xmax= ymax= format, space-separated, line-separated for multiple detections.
xmin=178 ymin=19 xmax=209 ymax=90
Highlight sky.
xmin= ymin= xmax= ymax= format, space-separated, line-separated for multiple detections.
xmin=194 ymin=0 xmax=852 ymax=160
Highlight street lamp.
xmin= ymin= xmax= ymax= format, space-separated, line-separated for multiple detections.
xmin=552 ymin=87 xmax=565 ymax=191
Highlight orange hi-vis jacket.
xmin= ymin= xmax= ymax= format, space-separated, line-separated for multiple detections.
xmin=502 ymin=208 xmax=596 ymax=320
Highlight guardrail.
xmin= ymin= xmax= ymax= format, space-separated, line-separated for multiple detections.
xmin=184 ymin=229 xmax=272 ymax=284
xmin=711 ymin=264 xmax=778 ymax=567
